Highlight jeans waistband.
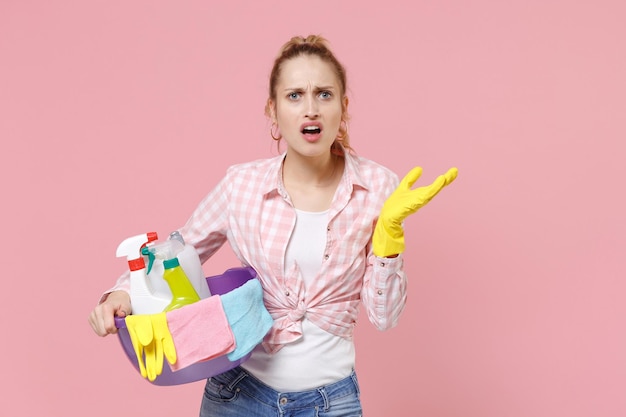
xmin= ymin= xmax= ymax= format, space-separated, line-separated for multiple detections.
xmin=224 ymin=366 xmax=360 ymax=410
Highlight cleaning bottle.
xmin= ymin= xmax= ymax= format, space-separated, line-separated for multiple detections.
xmin=116 ymin=232 xmax=171 ymax=314
xmin=168 ymin=231 xmax=211 ymax=299
xmin=142 ymin=233 xmax=209 ymax=311
xmin=159 ymin=241 xmax=201 ymax=311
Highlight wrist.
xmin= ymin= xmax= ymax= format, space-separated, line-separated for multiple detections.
xmin=372 ymin=221 xmax=405 ymax=257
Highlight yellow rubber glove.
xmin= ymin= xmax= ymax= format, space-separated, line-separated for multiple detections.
xmin=125 ymin=313 xmax=177 ymax=382
xmin=373 ymin=166 xmax=458 ymax=257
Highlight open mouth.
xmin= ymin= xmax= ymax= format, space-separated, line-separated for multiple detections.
xmin=302 ymin=126 xmax=322 ymax=135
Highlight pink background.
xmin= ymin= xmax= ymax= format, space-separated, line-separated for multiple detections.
xmin=1 ymin=1 xmax=624 ymax=415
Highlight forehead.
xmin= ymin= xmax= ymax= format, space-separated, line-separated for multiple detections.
xmin=278 ymin=55 xmax=340 ymax=88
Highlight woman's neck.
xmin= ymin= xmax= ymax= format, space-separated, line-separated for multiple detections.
xmin=282 ymin=152 xmax=341 ymax=187
xmin=282 ymin=151 xmax=345 ymax=211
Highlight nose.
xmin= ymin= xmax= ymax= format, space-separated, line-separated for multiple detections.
xmin=305 ymin=95 xmax=319 ymax=118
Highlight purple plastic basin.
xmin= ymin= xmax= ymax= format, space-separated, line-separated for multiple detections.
xmin=114 ymin=266 xmax=257 ymax=386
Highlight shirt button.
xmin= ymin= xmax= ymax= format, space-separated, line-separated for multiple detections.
xmin=379 ymin=262 xmax=386 ymax=267
xmin=377 ymin=290 xmax=383 ymax=295
xmin=327 ymin=226 xmax=331 ymax=231
xmin=280 ymin=397 xmax=288 ymax=405
xmin=285 ymin=291 xmax=290 ymax=296
xmin=324 ymin=254 xmax=329 ymax=260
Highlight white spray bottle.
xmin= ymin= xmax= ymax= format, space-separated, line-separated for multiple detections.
xmin=116 ymin=231 xmax=170 ymax=314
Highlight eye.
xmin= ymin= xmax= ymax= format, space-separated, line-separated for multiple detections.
xmin=319 ymin=91 xmax=332 ymax=99
xmin=287 ymin=92 xmax=301 ymax=100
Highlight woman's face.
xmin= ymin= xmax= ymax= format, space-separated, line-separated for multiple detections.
xmin=271 ymin=54 xmax=346 ymax=159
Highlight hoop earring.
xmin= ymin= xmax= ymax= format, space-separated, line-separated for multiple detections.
xmin=270 ymin=122 xmax=282 ymax=141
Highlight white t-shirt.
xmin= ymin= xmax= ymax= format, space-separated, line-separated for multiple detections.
xmin=242 ymin=209 xmax=355 ymax=391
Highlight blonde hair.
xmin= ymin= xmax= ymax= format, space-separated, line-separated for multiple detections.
xmin=266 ymin=35 xmax=351 ymax=152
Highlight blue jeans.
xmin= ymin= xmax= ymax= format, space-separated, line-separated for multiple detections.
xmin=199 ymin=366 xmax=363 ymax=417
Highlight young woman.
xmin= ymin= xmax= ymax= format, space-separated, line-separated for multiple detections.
xmin=89 ymin=35 xmax=457 ymax=416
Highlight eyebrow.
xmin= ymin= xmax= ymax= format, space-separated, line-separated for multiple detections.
xmin=282 ymin=85 xmax=337 ymax=92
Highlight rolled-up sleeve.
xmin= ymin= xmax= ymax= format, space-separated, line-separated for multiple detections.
xmin=361 ymin=253 xmax=407 ymax=330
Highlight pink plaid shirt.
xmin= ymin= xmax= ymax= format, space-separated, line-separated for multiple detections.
xmin=110 ymin=151 xmax=408 ymax=353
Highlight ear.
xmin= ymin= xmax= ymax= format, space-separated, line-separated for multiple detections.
xmin=342 ymin=96 xmax=349 ymax=114
xmin=266 ymin=99 xmax=277 ymax=122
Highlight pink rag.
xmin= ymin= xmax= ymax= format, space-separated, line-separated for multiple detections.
xmin=166 ymin=295 xmax=235 ymax=371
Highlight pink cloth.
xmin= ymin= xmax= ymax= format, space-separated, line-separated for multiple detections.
xmin=166 ymin=295 xmax=235 ymax=371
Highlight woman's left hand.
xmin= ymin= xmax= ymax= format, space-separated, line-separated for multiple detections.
xmin=372 ymin=166 xmax=458 ymax=257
